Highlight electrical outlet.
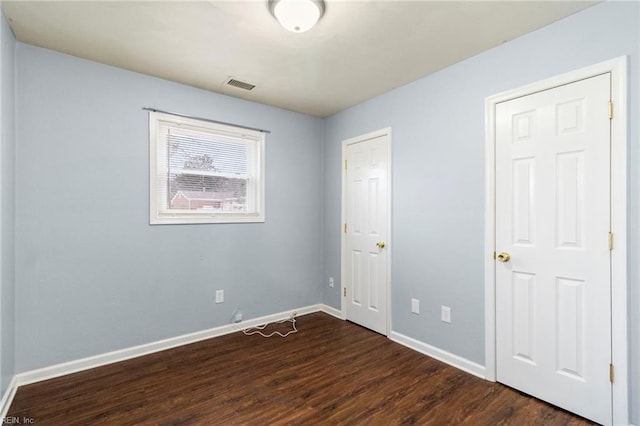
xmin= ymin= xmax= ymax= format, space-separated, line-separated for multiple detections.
xmin=231 ymin=310 xmax=243 ymax=323
xmin=441 ymin=306 xmax=451 ymax=323
xmin=329 ymin=277 xmax=335 ymax=288
xmin=411 ymin=298 xmax=420 ymax=314
xmin=215 ymin=290 xmax=224 ymax=304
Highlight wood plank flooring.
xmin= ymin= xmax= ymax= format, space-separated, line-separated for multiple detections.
xmin=8 ymin=313 xmax=595 ymax=425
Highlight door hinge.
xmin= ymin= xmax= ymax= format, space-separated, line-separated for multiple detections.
xmin=344 ymin=223 xmax=348 ymax=234
xmin=345 ymin=159 xmax=348 ymax=170
xmin=608 ymin=232 xmax=613 ymax=251
xmin=608 ymin=101 xmax=613 ymax=120
xmin=343 ymin=287 xmax=347 ymax=297
xmin=609 ymin=363 xmax=615 ymax=383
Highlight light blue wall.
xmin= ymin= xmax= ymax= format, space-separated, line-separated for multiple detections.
xmin=0 ymin=11 xmax=16 ymax=397
xmin=15 ymin=43 xmax=324 ymax=372
xmin=322 ymin=1 xmax=639 ymax=422
xmin=6 ymin=1 xmax=640 ymax=423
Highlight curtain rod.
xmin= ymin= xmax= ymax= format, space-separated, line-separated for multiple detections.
xmin=143 ymin=107 xmax=271 ymax=134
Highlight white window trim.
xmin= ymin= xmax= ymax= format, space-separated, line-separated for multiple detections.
xmin=149 ymin=111 xmax=265 ymax=224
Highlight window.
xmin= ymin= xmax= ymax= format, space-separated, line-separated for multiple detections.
xmin=149 ymin=111 xmax=265 ymax=224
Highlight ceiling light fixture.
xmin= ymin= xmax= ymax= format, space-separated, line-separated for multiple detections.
xmin=268 ymin=0 xmax=325 ymax=33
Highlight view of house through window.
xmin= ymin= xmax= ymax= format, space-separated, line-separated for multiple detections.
xmin=167 ymin=129 xmax=248 ymax=212
xmin=149 ymin=111 xmax=265 ymax=224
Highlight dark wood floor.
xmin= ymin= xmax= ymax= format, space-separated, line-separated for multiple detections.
xmin=8 ymin=313 xmax=594 ymax=425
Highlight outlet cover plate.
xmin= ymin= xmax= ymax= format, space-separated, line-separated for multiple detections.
xmin=215 ymin=290 xmax=224 ymax=304
xmin=411 ymin=298 xmax=420 ymax=314
xmin=441 ymin=306 xmax=451 ymax=323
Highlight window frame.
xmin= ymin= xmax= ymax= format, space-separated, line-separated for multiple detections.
xmin=149 ymin=111 xmax=265 ymax=224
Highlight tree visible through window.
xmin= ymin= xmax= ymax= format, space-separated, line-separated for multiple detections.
xmin=149 ymin=111 xmax=265 ymax=224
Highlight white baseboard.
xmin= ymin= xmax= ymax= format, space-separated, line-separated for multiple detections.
xmin=320 ymin=303 xmax=342 ymax=319
xmin=389 ymin=331 xmax=486 ymax=379
xmin=17 ymin=304 xmax=325 ymax=387
xmin=0 ymin=375 xmax=18 ymax=419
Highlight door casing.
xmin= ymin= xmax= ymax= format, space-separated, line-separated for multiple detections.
xmin=341 ymin=127 xmax=392 ymax=336
xmin=484 ymin=57 xmax=628 ymax=425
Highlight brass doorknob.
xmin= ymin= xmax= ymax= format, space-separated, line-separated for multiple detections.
xmin=497 ymin=252 xmax=511 ymax=262
xmin=376 ymin=241 xmax=386 ymax=249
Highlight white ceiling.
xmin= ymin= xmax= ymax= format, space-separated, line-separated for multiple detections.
xmin=2 ymin=0 xmax=598 ymax=117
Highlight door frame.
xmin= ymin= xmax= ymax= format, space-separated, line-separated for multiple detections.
xmin=340 ymin=127 xmax=392 ymax=336
xmin=484 ymin=57 xmax=628 ymax=424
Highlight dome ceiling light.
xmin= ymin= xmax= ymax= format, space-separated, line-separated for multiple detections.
xmin=268 ymin=0 xmax=325 ymax=33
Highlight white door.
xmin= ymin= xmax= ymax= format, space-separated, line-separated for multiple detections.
xmin=343 ymin=130 xmax=390 ymax=335
xmin=495 ymin=74 xmax=611 ymax=424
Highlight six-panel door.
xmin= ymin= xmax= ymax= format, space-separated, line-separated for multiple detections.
xmin=344 ymin=133 xmax=390 ymax=335
xmin=495 ymin=74 xmax=612 ymax=425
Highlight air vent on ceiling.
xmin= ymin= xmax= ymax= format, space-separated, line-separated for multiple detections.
xmin=225 ymin=78 xmax=256 ymax=91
